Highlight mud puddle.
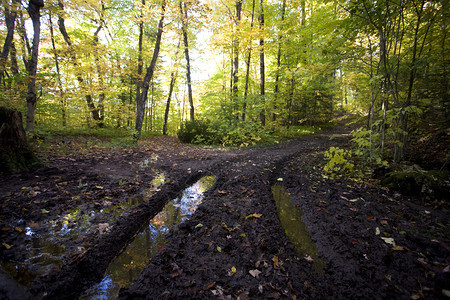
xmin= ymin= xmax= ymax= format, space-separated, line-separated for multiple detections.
xmin=272 ymin=184 xmax=325 ymax=273
xmin=0 ymin=171 xmax=167 ymax=287
xmin=81 ymin=176 xmax=216 ymax=299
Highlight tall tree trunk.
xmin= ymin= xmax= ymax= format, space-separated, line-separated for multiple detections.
xmin=232 ymin=0 xmax=242 ymax=119
xmin=49 ymin=12 xmax=66 ymax=126
xmin=242 ymin=0 xmax=255 ymax=121
xmin=258 ymin=0 xmax=265 ymax=126
xmin=273 ymin=0 xmax=286 ymax=122
xmin=93 ymin=23 xmax=105 ymax=127
xmin=135 ymin=0 xmax=166 ymax=139
xmin=25 ymin=0 xmax=44 ymax=131
xmin=57 ymin=0 xmax=101 ymax=125
xmin=0 ymin=0 xmax=19 ymax=85
xmin=135 ymin=0 xmax=145 ymax=113
xmin=163 ymin=42 xmax=181 ymax=135
xmin=180 ymin=1 xmax=194 ymax=121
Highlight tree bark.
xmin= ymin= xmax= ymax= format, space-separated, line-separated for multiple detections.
xmin=25 ymin=0 xmax=44 ymax=131
xmin=0 ymin=0 xmax=19 ymax=85
xmin=135 ymin=0 xmax=166 ymax=139
xmin=232 ymin=0 xmax=242 ymax=119
xmin=273 ymin=0 xmax=286 ymax=122
xmin=135 ymin=0 xmax=145 ymax=113
xmin=163 ymin=42 xmax=181 ymax=135
xmin=49 ymin=12 xmax=66 ymax=126
xmin=259 ymin=0 xmax=265 ymax=126
xmin=0 ymin=107 xmax=40 ymax=173
xmin=180 ymin=1 xmax=195 ymax=121
xmin=242 ymin=0 xmax=255 ymax=121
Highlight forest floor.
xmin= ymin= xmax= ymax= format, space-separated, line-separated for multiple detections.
xmin=0 ymin=121 xmax=449 ymax=300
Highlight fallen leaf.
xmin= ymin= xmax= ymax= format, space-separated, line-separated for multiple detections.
xmin=41 ymin=209 xmax=50 ymax=214
xmin=2 ymin=243 xmax=12 ymax=250
xmin=375 ymin=227 xmax=380 ymax=235
xmin=218 ymin=190 xmax=227 ymax=194
xmin=272 ymin=256 xmax=279 ymax=268
xmin=381 ymin=237 xmax=395 ymax=245
xmin=195 ymin=223 xmax=203 ymax=229
xmin=217 ymin=246 xmax=222 ymax=252
xmin=96 ymin=186 xmax=103 ymax=189
xmin=392 ymin=245 xmax=404 ymax=251
xmin=304 ymin=256 xmax=314 ymax=263
xmin=229 ymin=266 xmax=236 ymax=276
xmin=206 ymin=282 xmax=216 ymax=290
xmin=277 ymin=178 xmax=283 ymax=181
xmin=15 ymin=227 xmax=23 ymax=233
xmin=246 ymin=213 xmax=262 ymax=219
xmin=249 ymin=269 xmax=262 ymax=278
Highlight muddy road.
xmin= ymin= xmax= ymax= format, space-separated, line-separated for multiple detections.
xmin=0 ymin=125 xmax=448 ymax=299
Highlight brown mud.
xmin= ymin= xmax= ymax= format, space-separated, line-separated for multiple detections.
xmin=0 ymin=125 xmax=448 ymax=299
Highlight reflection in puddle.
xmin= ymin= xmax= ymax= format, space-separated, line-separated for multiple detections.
xmin=82 ymin=176 xmax=215 ymax=299
xmin=272 ymin=184 xmax=325 ymax=274
xmin=1 ymin=171 xmax=167 ymax=287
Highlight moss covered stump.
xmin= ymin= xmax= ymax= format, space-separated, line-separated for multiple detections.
xmin=0 ymin=107 xmax=40 ymax=174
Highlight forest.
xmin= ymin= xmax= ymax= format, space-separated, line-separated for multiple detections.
xmin=0 ymin=0 xmax=447 ymax=151
xmin=0 ymin=0 xmax=449 ymax=299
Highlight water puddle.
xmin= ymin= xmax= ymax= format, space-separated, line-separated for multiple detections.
xmin=82 ymin=176 xmax=215 ymax=299
xmin=272 ymin=184 xmax=325 ymax=274
xmin=1 ymin=171 xmax=167 ymax=287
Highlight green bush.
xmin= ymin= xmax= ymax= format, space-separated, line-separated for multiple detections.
xmin=323 ymin=146 xmax=354 ymax=178
xmin=177 ymin=119 xmax=212 ymax=144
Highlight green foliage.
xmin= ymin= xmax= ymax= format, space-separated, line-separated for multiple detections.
xmin=323 ymin=147 xmax=354 ymax=178
xmin=177 ymin=118 xmax=276 ymax=147
xmin=177 ymin=119 xmax=212 ymax=144
xmin=351 ymin=127 xmax=388 ymax=167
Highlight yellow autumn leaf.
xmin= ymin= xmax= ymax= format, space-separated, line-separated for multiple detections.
xmin=272 ymin=256 xmax=279 ymax=268
xmin=230 ymin=266 xmax=236 ymax=276
xmin=2 ymin=243 xmax=12 ymax=250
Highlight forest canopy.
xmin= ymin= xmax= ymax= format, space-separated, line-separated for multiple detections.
xmin=0 ymin=0 xmax=448 ymax=160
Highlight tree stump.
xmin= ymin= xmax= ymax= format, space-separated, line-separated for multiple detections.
xmin=0 ymin=107 xmax=40 ymax=174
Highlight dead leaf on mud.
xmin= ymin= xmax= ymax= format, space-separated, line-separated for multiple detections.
xmin=170 ymin=263 xmax=183 ymax=278
xmin=249 ymin=269 xmax=262 ymax=278
xmin=29 ymin=220 xmax=39 ymax=228
xmin=2 ymin=242 xmax=12 ymax=249
xmin=381 ymin=237 xmax=395 ymax=245
xmin=272 ymin=256 xmax=279 ymax=268
xmin=96 ymin=223 xmax=110 ymax=234
xmin=246 ymin=213 xmax=262 ymax=219
xmin=304 ymin=256 xmax=314 ymax=263
xmin=392 ymin=246 xmax=404 ymax=251
xmin=206 ymin=282 xmax=216 ymax=290
xmin=218 ymin=190 xmax=228 ymax=194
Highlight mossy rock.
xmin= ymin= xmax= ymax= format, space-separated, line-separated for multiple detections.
xmin=0 ymin=107 xmax=41 ymax=174
xmin=381 ymin=165 xmax=450 ymax=200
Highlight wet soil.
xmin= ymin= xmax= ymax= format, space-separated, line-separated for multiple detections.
xmin=0 ymin=126 xmax=449 ymax=299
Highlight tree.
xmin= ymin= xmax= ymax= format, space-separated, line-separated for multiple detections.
xmin=258 ymin=0 xmax=265 ymax=126
xmin=25 ymin=0 xmax=44 ymax=131
xmin=135 ymin=0 xmax=166 ymax=139
xmin=180 ymin=0 xmax=195 ymax=121
xmin=0 ymin=0 xmax=19 ymax=85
